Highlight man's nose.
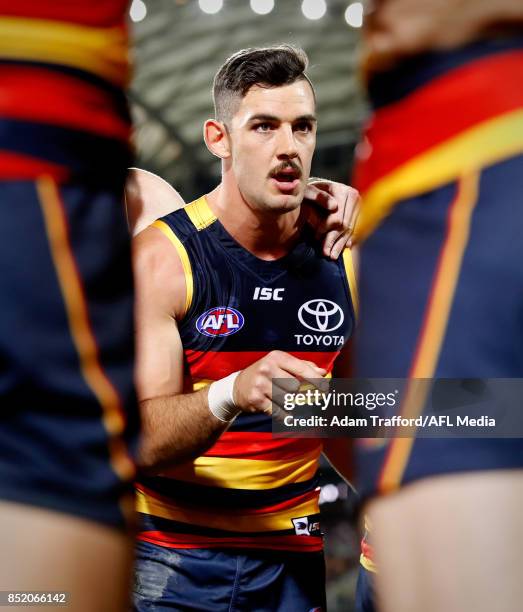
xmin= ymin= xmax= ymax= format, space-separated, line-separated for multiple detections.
xmin=276 ymin=125 xmax=298 ymax=159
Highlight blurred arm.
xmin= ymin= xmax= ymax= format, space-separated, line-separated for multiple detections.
xmin=365 ymin=0 xmax=523 ymax=72
xmin=125 ymin=168 xmax=186 ymax=236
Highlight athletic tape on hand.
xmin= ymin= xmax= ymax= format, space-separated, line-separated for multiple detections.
xmin=208 ymin=371 xmax=241 ymax=422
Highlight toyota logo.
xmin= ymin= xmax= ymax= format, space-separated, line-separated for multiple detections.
xmin=298 ymin=299 xmax=344 ymax=332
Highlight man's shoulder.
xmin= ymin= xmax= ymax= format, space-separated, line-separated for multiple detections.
xmin=156 ymin=195 xmax=218 ymax=242
xmin=132 ymin=224 xmax=189 ymax=318
xmin=133 ymin=224 xmax=187 ymax=282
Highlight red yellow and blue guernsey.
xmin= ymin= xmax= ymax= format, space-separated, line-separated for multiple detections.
xmin=354 ymin=38 xmax=523 ymax=244
xmin=136 ymin=196 xmax=358 ymax=552
xmin=0 ymin=2 xmax=137 ymax=529
xmin=351 ymin=39 xmax=523 ymax=597
xmin=0 ymin=0 xmax=132 ymax=183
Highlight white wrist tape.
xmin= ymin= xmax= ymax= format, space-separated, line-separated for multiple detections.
xmin=208 ymin=371 xmax=241 ymax=422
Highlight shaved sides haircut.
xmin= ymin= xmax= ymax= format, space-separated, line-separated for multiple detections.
xmin=213 ymin=45 xmax=315 ymax=124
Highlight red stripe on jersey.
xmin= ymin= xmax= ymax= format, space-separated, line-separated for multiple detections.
xmin=186 ymin=350 xmax=338 ymax=379
xmin=0 ymin=152 xmax=69 ymax=181
xmin=138 ymin=531 xmax=323 ymax=552
xmin=245 ymin=488 xmax=319 ymax=515
xmin=354 ymin=51 xmax=523 ymax=194
xmin=0 ymin=1 xmax=128 ymax=27
xmin=137 ymin=483 xmax=318 ymax=517
xmin=0 ymin=66 xmax=130 ymax=140
xmin=361 ymin=537 xmax=374 ymax=561
xmin=204 ymin=432 xmax=321 ymax=460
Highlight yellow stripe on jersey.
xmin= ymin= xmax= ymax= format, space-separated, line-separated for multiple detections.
xmin=36 ymin=177 xmax=135 ymax=520
xmin=191 ymin=378 xmax=214 ymax=391
xmin=342 ymin=248 xmax=359 ymax=320
xmin=379 ymin=171 xmax=480 ymax=493
xmin=161 ymin=446 xmax=321 ymax=490
xmin=356 ymin=109 xmax=523 ymax=242
xmin=0 ymin=17 xmax=129 ymax=87
xmin=360 ymin=553 xmax=378 ymax=573
xmin=184 ymin=196 xmax=217 ymax=231
xmin=136 ymin=487 xmax=320 ymax=532
xmin=152 ymin=220 xmax=193 ymax=317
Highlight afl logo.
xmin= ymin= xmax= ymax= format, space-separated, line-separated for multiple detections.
xmin=196 ymin=306 xmax=245 ymax=337
xmin=298 ymin=299 xmax=344 ymax=332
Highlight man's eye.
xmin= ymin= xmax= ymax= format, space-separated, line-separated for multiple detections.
xmin=295 ymin=122 xmax=312 ymax=133
xmin=255 ymin=123 xmax=272 ymax=132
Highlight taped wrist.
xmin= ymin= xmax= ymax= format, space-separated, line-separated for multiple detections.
xmin=208 ymin=371 xmax=241 ymax=422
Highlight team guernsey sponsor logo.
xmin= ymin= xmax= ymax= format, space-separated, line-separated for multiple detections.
xmin=196 ymin=306 xmax=245 ymax=337
xmin=296 ymin=299 xmax=344 ymax=346
xmin=253 ymin=287 xmax=285 ymax=301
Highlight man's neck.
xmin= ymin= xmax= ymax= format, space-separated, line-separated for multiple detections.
xmin=205 ymin=182 xmax=306 ymax=261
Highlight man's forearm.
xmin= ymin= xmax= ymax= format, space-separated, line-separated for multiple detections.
xmin=138 ymin=388 xmax=229 ymax=472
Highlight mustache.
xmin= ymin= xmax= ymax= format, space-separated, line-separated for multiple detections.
xmin=268 ymin=161 xmax=302 ymax=179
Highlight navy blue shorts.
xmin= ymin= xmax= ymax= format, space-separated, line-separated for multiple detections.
xmin=0 ymin=178 xmax=139 ymax=529
xmin=354 ymin=155 xmax=523 ymax=498
xmin=133 ymin=540 xmax=326 ymax=611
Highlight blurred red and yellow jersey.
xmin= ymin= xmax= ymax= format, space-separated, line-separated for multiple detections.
xmin=0 ymin=1 xmax=132 ymax=183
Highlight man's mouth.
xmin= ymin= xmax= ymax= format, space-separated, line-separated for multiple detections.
xmin=270 ymin=166 xmax=301 ymax=192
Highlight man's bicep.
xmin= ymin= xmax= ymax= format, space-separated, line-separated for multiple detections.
xmin=133 ymin=227 xmax=187 ymax=400
xmin=135 ymin=311 xmax=184 ymax=400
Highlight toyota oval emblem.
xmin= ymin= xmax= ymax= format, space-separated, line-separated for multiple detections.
xmin=298 ymin=299 xmax=344 ymax=332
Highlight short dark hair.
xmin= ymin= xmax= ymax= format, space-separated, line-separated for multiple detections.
xmin=213 ymin=45 xmax=314 ymax=124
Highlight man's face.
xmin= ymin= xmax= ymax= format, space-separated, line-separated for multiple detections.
xmin=226 ymin=80 xmax=317 ymax=214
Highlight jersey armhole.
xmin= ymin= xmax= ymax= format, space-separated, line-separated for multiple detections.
xmin=152 ymin=219 xmax=193 ymax=318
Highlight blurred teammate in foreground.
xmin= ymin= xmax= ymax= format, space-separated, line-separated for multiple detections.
xmin=353 ymin=1 xmax=523 ymax=611
xmin=0 ymin=2 xmax=138 ymax=610
xmin=130 ymin=46 xmax=359 ymax=611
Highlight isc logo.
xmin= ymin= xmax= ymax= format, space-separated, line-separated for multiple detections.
xmin=253 ymin=287 xmax=285 ymax=301
xmin=196 ymin=307 xmax=244 ymax=337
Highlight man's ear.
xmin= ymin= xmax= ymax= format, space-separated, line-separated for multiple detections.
xmin=203 ymin=119 xmax=231 ymax=159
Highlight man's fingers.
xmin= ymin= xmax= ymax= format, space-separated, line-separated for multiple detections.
xmin=271 ymin=363 xmax=326 ymax=400
xmin=272 ymin=378 xmax=330 ymax=408
xmin=321 ymin=229 xmax=341 ymax=257
xmin=304 ymin=184 xmax=338 ymax=211
xmin=323 ymin=190 xmax=360 ymax=258
xmin=331 ymin=238 xmax=348 ymax=261
xmin=329 ymin=231 xmax=351 ymax=260
xmin=314 ymin=185 xmax=360 ymax=258
xmin=315 ymin=207 xmax=346 ymax=244
xmin=339 ymin=187 xmax=360 ymax=232
xmin=274 ymin=354 xmax=328 ymax=394
xmin=267 ymin=368 xmax=301 ymax=413
xmin=285 ymin=360 xmax=326 ymax=381
xmin=304 ymin=181 xmax=360 ymax=258
xmin=301 ymin=369 xmax=330 ymax=393
xmin=347 ymin=194 xmax=360 ymax=232
xmin=273 ymin=376 xmax=301 ymax=393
